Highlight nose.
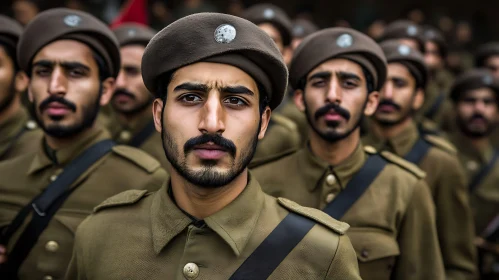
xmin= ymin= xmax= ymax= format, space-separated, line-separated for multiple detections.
xmin=381 ymin=82 xmax=394 ymax=99
xmin=198 ymin=91 xmax=226 ymax=135
xmin=48 ymin=67 xmax=67 ymax=96
xmin=326 ymin=78 xmax=342 ymax=104
xmin=115 ymin=70 xmax=126 ymax=89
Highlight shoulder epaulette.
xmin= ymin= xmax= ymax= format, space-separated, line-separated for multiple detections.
xmin=423 ymin=134 xmax=457 ymax=155
xmin=271 ymin=114 xmax=298 ymax=132
xmin=112 ymin=145 xmax=161 ymax=173
xmin=94 ymin=189 xmax=150 ymax=213
xmin=380 ymin=151 xmax=426 ymax=179
xmin=277 ymin=197 xmax=349 ymax=235
xmin=249 ymin=147 xmax=298 ymax=169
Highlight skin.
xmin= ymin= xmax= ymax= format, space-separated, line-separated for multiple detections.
xmin=293 ymin=58 xmax=379 ymax=165
xmin=152 ymin=62 xmax=271 ymax=219
xmin=0 ymin=46 xmax=28 ymax=123
xmin=425 ymin=41 xmax=443 ymax=72
xmin=485 ymin=56 xmax=499 ymax=79
xmin=455 ymin=87 xmax=498 ymax=146
xmin=28 ymin=40 xmax=115 ymax=150
xmin=372 ymin=62 xmax=424 ymax=138
xmin=112 ymin=45 xmax=153 ymax=123
xmin=12 ymin=0 xmax=39 ymax=26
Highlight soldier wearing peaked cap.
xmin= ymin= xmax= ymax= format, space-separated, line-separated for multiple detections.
xmin=363 ymin=40 xmax=478 ymax=280
xmin=66 ymin=13 xmax=361 ymax=280
xmin=379 ymin=20 xmax=425 ymax=53
xmin=0 ymin=9 xmax=167 ymax=279
xmin=251 ymin=28 xmax=445 ymax=280
xmin=0 ymin=15 xmax=42 ymax=161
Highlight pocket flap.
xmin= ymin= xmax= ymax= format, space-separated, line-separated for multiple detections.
xmin=347 ymin=228 xmax=400 ymax=262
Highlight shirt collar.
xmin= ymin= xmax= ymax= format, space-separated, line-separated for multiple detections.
xmin=150 ymin=173 xmax=265 ymax=256
xmin=450 ymin=130 xmax=495 ymax=164
xmin=27 ymin=125 xmax=111 ymax=174
xmin=366 ymin=121 xmax=420 ymax=157
xmin=110 ymin=109 xmax=153 ymax=141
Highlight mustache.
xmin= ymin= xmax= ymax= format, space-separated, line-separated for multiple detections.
xmin=314 ymin=102 xmax=351 ymax=121
xmin=39 ymin=95 xmax=77 ymax=112
xmin=468 ymin=113 xmax=488 ymax=124
xmin=184 ymin=134 xmax=237 ymax=157
xmin=378 ymin=99 xmax=402 ymax=111
xmin=113 ymin=88 xmax=136 ymax=100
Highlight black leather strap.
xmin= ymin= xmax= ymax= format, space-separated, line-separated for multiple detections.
xmin=230 ymin=153 xmax=387 ymax=279
xmin=469 ymin=150 xmax=499 ymax=192
xmin=425 ymin=91 xmax=445 ymax=120
xmin=128 ymin=121 xmax=156 ymax=148
xmin=482 ymin=215 xmax=499 ymax=242
xmin=0 ymin=139 xmax=115 ymax=278
xmin=404 ymin=137 xmax=431 ymax=165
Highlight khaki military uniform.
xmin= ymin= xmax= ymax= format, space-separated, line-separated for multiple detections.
xmin=0 ymin=107 xmax=42 ymax=161
xmin=106 ymin=111 xmax=170 ymax=169
xmin=277 ymin=99 xmax=309 ymax=146
xmin=0 ymin=126 xmax=167 ymax=280
xmin=251 ymin=113 xmax=301 ymax=163
xmin=363 ymin=122 xmax=477 ymax=280
xmin=66 ymin=175 xmax=361 ymax=280
xmin=252 ymin=144 xmax=445 ymax=280
xmin=419 ymin=78 xmax=454 ymax=129
xmin=491 ymin=129 xmax=499 ymax=149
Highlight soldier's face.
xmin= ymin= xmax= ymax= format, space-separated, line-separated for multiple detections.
xmin=485 ymin=56 xmax=499 ymax=79
xmin=153 ymin=62 xmax=271 ymax=187
xmin=112 ymin=45 xmax=153 ymax=115
xmin=425 ymin=41 xmax=443 ymax=71
xmin=258 ymin=23 xmax=284 ymax=54
xmin=0 ymin=46 xmax=16 ymax=113
xmin=374 ymin=63 xmax=424 ymax=126
xmin=295 ymin=58 xmax=379 ymax=142
xmin=456 ymin=88 xmax=498 ymax=138
xmin=29 ymin=40 xmax=115 ymax=138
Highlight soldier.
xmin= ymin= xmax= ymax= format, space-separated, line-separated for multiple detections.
xmin=106 ymin=23 xmax=170 ymax=169
xmin=447 ymin=69 xmax=499 ymax=279
xmin=290 ymin=18 xmax=318 ymax=52
xmin=243 ymin=3 xmax=301 ymax=162
xmin=252 ymin=28 xmax=445 ymax=279
xmin=65 ymin=13 xmax=361 ymax=280
xmin=363 ymin=40 xmax=477 ymax=279
xmin=0 ymin=9 xmax=167 ymax=279
xmin=379 ymin=20 xmax=425 ymax=52
xmin=0 ymin=15 xmax=42 ymax=161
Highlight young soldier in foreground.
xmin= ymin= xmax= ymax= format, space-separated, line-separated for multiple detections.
xmin=252 ymin=28 xmax=445 ymax=279
xmin=66 ymin=13 xmax=361 ymax=280
xmin=0 ymin=9 xmax=166 ymax=279
xmin=0 ymin=15 xmax=42 ymax=161
xmin=447 ymin=69 xmax=499 ymax=279
xmin=363 ymin=41 xmax=477 ymax=280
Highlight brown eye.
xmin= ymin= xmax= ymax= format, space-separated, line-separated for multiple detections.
xmin=224 ymin=97 xmax=246 ymax=106
xmin=181 ymin=94 xmax=202 ymax=103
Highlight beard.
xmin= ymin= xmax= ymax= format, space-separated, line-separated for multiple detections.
xmin=0 ymin=79 xmax=17 ymax=114
xmin=160 ymin=105 xmax=260 ymax=188
xmin=456 ymin=113 xmax=496 ymax=139
xmin=112 ymin=88 xmax=153 ymax=116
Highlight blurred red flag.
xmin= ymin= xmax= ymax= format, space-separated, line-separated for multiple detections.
xmin=111 ymin=0 xmax=149 ymax=28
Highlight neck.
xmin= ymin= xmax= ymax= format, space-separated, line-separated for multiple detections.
xmin=170 ymin=169 xmax=249 ymax=219
xmin=116 ymin=105 xmax=152 ymax=126
xmin=371 ymin=117 xmax=413 ymax=139
xmin=44 ymin=126 xmax=95 ymax=150
xmin=0 ymin=96 xmax=21 ymax=124
xmin=466 ymin=134 xmax=491 ymax=152
xmin=309 ymin=128 xmax=360 ymax=166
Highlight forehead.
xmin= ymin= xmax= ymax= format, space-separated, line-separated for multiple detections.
xmin=462 ymin=87 xmax=497 ymax=99
xmin=32 ymin=39 xmax=96 ymax=67
xmin=258 ymin=23 xmax=282 ymax=40
xmin=120 ymin=45 xmax=146 ymax=65
xmin=486 ymin=55 xmax=499 ymax=63
xmin=387 ymin=62 xmax=412 ymax=79
xmin=425 ymin=41 xmax=439 ymax=50
xmin=307 ymin=58 xmax=364 ymax=79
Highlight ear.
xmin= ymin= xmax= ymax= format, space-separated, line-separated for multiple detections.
xmin=293 ymin=89 xmax=306 ymax=112
xmin=364 ymin=91 xmax=380 ymax=116
xmin=153 ymin=98 xmax=164 ymax=133
xmin=99 ymin=77 xmax=116 ymax=106
xmin=14 ymin=71 xmax=29 ymax=93
xmin=257 ymin=106 xmax=272 ymax=140
xmin=412 ymin=89 xmax=425 ymax=111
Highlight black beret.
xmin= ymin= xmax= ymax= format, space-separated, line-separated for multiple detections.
xmin=379 ymin=20 xmax=425 ymax=53
xmin=380 ymin=40 xmax=428 ymax=89
xmin=242 ymin=4 xmax=292 ymax=46
xmin=423 ymin=25 xmax=447 ymax=58
xmin=450 ymin=69 xmax=499 ymax=102
xmin=18 ymin=8 xmax=120 ymax=78
xmin=292 ymin=19 xmax=318 ymax=39
xmin=142 ymin=13 xmax=288 ymax=110
xmin=113 ymin=23 xmax=156 ymax=47
xmin=289 ymin=27 xmax=387 ymax=91
xmin=0 ymin=15 xmax=23 ymax=50
xmin=475 ymin=42 xmax=499 ymax=67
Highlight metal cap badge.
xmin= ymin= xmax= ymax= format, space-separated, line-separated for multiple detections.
xmin=214 ymin=24 xmax=236 ymax=44
xmin=64 ymin=15 xmax=81 ymax=27
xmin=336 ymin=34 xmax=353 ymax=48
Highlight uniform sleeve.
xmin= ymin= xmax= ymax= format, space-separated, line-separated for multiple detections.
xmin=434 ymin=155 xmax=477 ymax=280
xmin=393 ymin=179 xmax=446 ymax=280
xmin=325 ymin=234 xmax=362 ymax=279
xmin=64 ymin=219 xmax=89 ymax=280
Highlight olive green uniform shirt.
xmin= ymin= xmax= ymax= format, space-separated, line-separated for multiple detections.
xmin=0 ymin=126 xmax=167 ymax=280
xmin=66 ymin=175 xmax=361 ymax=280
xmin=0 ymin=107 xmax=42 ymax=161
xmin=276 ymin=99 xmax=309 ymax=146
xmin=252 ymin=144 xmax=445 ymax=280
xmin=363 ymin=122 xmax=477 ymax=280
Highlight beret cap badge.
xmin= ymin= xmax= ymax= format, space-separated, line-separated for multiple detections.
xmin=263 ymin=8 xmax=275 ymax=19
xmin=483 ymin=75 xmax=493 ymax=85
xmin=214 ymin=24 xmax=237 ymax=44
xmin=336 ymin=34 xmax=353 ymax=48
xmin=64 ymin=15 xmax=81 ymax=27
xmin=407 ymin=25 xmax=418 ymax=36
xmin=398 ymin=45 xmax=411 ymax=56
xmin=127 ymin=29 xmax=137 ymax=37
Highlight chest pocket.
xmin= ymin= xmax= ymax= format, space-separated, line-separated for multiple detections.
xmin=347 ymin=228 xmax=400 ymax=280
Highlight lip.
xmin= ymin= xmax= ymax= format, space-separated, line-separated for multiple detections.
xmin=377 ymin=104 xmax=397 ymax=113
xmin=193 ymin=143 xmax=228 ymax=160
xmin=323 ymin=111 xmax=344 ymax=121
xmin=45 ymin=102 xmax=71 ymax=116
xmin=114 ymin=93 xmax=134 ymax=103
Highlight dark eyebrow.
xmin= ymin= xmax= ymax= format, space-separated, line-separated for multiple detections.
xmin=32 ymin=60 xmax=90 ymax=72
xmin=336 ymin=71 xmax=361 ymax=81
xmin=308 ymin=71 xmax=332 ymax=81
xmin=174 ymin=82 xmax=209 ymax=93
xmin=32 ymin=60 xmax=54 ymax=68
xmin=221 ymin=85 xmax=254 ymax=96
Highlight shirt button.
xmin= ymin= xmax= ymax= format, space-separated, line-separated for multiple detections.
xmin=119 ymin=130 xmax=131 ymax=142
xmin=183 ymin=263 xmax=199 ymax=279
xmin=325 ymin=193 xmax=335 ymax=203
xmin=25 ymin=120 xmax=37 ymax=130
xmin=49 ymin=174 xmax=58 ymax=182
xmin=361 ymin=249 xmax=369 ymax=258
xmin=466 ymin=160 xmax=479 ymax=172
xmin=43 ymin=276 xmax=53 ymax=280
xmin=325 ymin=174 xmax=336 ymax=185
xmin=45 ymin=241 xmax=59 ymax=252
